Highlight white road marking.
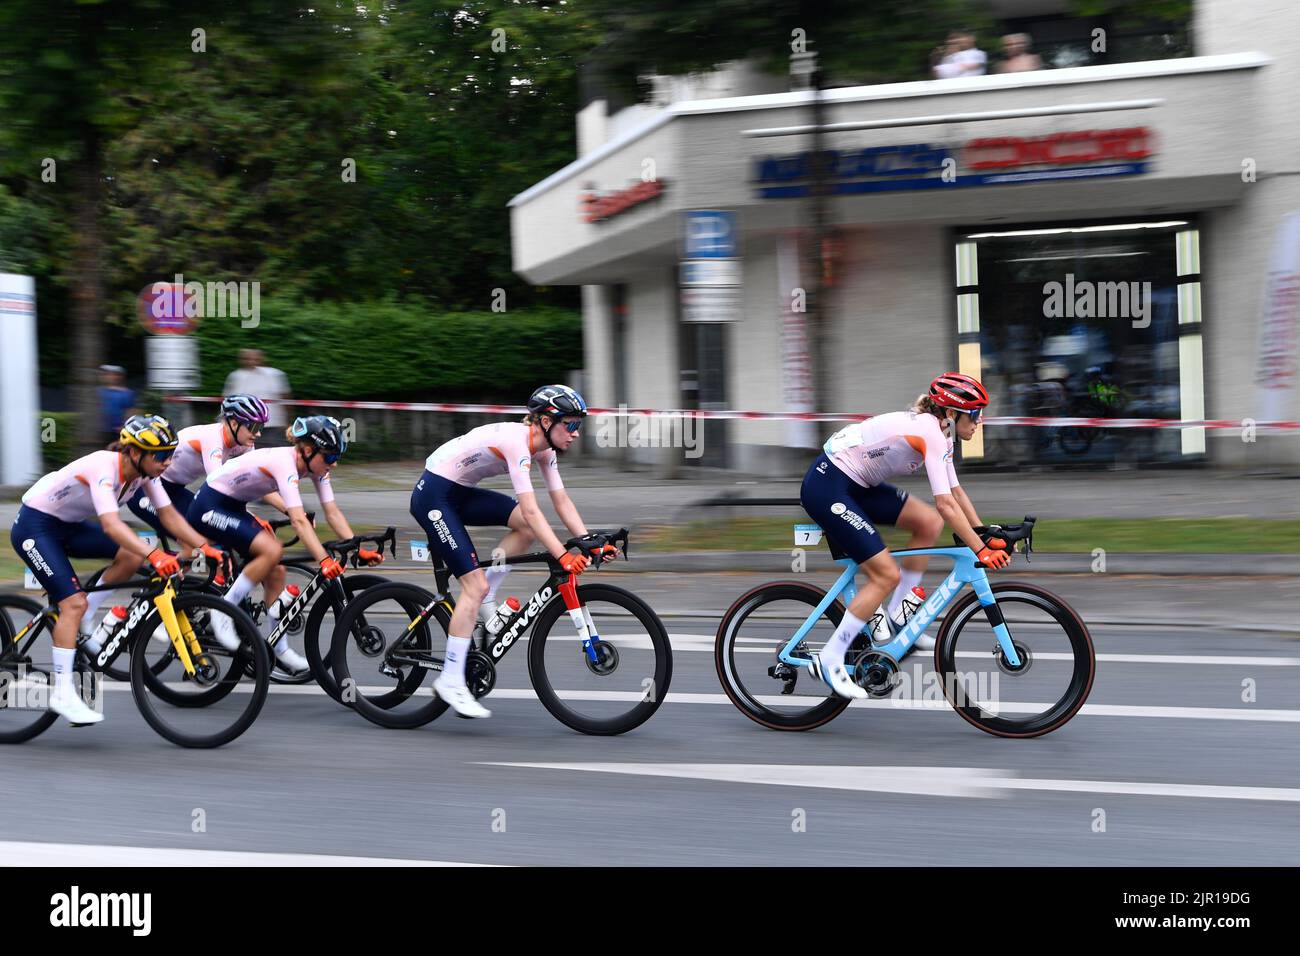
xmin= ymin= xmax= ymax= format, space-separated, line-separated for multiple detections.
xmin=0 ymin=840 xmax=494 ymax=867
xmin=482 ymin=762 xmax=1300 ymax=804
xmin=87 ymin=683 xmax=1300 ymax=722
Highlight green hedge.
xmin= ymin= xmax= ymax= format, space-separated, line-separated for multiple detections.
xmin=195 ymin=299 xmax=582 ymax=399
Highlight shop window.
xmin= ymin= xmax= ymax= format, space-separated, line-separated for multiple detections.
xmin=955 ymin=220 xmax=1203 ymax=467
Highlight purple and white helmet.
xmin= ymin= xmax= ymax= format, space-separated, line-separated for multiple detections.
xmin=221 ymin=393 xmax=270 ymax=426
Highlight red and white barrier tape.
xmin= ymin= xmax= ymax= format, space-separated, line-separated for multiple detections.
xmin=174 ymin=396 xmax=1300 ymax=430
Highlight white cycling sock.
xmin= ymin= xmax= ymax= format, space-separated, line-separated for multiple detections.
xmin=820 ymin=611 xmax=868 ymax=668
xmin=442 ymin=635 xmax=472 ymax=685
xmin=483 ymin=565 xmax=512 ymax=604
xmin=82 ymin=587 xmax=112 ymax=625
xmin=888 ymin=569 xmax=924 ymax=618
xmin=52 ymin=646 xmax=76 ymax=695
xmin=224 ymin=572 xmax=255 ymax=607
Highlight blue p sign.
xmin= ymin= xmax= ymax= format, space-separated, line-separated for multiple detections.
xmin=683 ymin=210 xmax=736 ymax=258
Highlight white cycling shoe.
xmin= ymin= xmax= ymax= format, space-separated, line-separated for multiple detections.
xmin=913 ymin=634 xmax=936 ymax=651
xmin=813 ymin=653 xmax=868 ymax=700
xmin=208 ymin=612 xmax=243 ymax=652
xmin=434 ymin=674 xmax=491 ymax=718
xmin=49 ymin=686 xmax=104 ymax=726
xmin=274 ymin=645 xmax=310 ymax=673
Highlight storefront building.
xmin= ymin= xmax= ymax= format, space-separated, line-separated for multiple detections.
xmin=510 ymin=0 xmax=1300 ymax=472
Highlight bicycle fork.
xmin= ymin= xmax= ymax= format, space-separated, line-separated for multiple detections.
xmin=152 ymin=584 xmax=202 ymax=677
xmin=557 ymin=576 xmax=601 ymax=664
xmin=970 ymin=574 xmax=1024 ymax=669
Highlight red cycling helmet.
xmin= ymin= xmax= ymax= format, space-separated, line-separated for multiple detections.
xmin=929 ymin=372 xmax=989 ymax=411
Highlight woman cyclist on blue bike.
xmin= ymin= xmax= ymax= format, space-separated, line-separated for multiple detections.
xmin=800 ymin=372 xmax=1010 ymax=700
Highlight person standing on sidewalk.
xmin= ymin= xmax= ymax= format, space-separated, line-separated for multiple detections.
xmin=223 ymin=349 xmax=291 ymax=443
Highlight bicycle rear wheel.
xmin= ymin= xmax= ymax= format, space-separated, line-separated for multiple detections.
xmin=528 ymin=583 xmax=672 ymax=735
xmin=714 ymin=581 xmax=851 ymax=731
xmin=130 ymin=593 xmax=270 ymax=747
xmin=0 ymin=595 xmax=60 ymax=743
xmin=329 ymin=582 xmax=451 ymax=728
xmin=935 ymin=582 xmax=1094 ymax=738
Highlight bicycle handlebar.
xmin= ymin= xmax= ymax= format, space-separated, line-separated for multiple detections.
xmin=952 ymin=515 xmax=1036 ymax=562
xmin=322 ymin=527 xmax=398 ymax=568
xmin=503 ymin=527 xmax=633 ymax=573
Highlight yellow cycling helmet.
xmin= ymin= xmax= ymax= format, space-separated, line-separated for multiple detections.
xmin=119 ymin=413 xmax=179 ymax=453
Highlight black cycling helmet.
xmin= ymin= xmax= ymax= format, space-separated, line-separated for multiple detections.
xmin=527 ymin=384 xmax=588 ymax=421
xmin=289 ymin=415 xmax=347 ymax=456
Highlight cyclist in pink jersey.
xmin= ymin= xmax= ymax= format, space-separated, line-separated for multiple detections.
xmin=187 ymin=415 xmax=382 ymax=670
xmin=800 ymin=373 xmax=1011 ymax=700
xmin=11 ymin=414 xmax=219 ymax=725
xmin=410 ymin=384 xmax=611 ymax=718
xmin=127 ymin=394 xmax=268 ymax=538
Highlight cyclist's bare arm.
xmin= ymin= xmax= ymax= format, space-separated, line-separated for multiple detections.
xmin=516 ymin=490 xmax=568 ymax=558
xmin=548 ymin=488 xmax=588 ymax=539
xmin=100 ymin=510 xmax=161 ymax=559
xmin=950 ymin=485 xmax=983 ymax=528
xmin=286 ymin=505 xmax=330 ymax=563
xmin=935 ymin=494 xmax=986 ymax=552
xmin=262 ymin=491 xmax=290 ymax=515
xmin=319 ymin=500 xmax=354 ymax=542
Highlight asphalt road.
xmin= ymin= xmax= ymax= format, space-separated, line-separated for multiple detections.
xmin=2 ymin=569 xmax=1297 ymax=866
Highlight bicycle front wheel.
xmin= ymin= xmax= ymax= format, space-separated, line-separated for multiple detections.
xmin=714 ymin=581 xmax=851 ymax=731
xmin=935 ymin=582 xmax=1095 ymax=738
xmin=527 ymin=583 xmax=673 ymax=735
xmin=130 ymin=593 xmax=270 ymax=748
xmin=0 ymin=595 xmax=59 ymax=743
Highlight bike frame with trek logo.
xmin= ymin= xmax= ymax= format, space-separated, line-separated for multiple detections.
xmin=778 ymin=545 xmax=1024 ymax=672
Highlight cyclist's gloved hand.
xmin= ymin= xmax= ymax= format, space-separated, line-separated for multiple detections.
xmin=357 ymin=547 xmax=384 ymax=566
xmin=199 ymin=543 xmax=224 ymax=564
xmin=254 ymin=515 xmax=274 ymax=535
xmin=148 ymin=548 xmax=181 ymax=577
xmin=320 ymin=556 xmax=345 ymax=579
xmin=976 ymin=546 xmax=1011 ymax=570
xmin=589 ymin=543 xmax=619 ymax=562
xmin=559 ymin=551 xmax=590 ymax=575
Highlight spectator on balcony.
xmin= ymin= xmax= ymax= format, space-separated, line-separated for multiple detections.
xmin=932 ymin=31 xmax=987 ymax=79
xmin=995 ymin=33 xmax=1044 ymax=73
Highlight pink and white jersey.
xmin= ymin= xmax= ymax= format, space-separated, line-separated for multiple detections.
xmin=823 ymin=410 xmax=960 ymax=496
xmin=206 ymin=446 xmax=334 ymax=510
xmin=425 ymin=422 xmax=564 ymax=497
xmin=162 ymin=422 xmax=251 ymax=486
xmin=22 ymin=450 xmax=171 ymax=522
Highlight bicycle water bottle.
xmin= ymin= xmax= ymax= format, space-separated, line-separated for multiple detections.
xmin=83 ymin=605 xmax=128 ymax=654
xmin=484 ymin=597 xmax=522 ymax=636
xmin=267 ymin=584 xmax=301 ymax=620
xmin=891 ymin=586 xmax=927 ymax=629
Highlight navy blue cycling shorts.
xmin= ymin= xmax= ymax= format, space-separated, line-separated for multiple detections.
xmin=799 ymin=453 xmax=909 ymax=563
xmin=10 ymin=505 xmax=121 ymax=603
xmin=188 ymin=486 xmax=264 ymax=558
xmin=126 ymin=478 xmax=192 ymax=538
xmin=410 ymin=470 xmax=518 ymax=578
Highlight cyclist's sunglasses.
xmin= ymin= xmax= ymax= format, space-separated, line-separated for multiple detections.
xmin=560 ymin=419 xmax=583 ymax=434
xmin=322 ymin=452 xmax=341 ymax=465
xmin=241 ymin=424 xmax=264 ymax=436
xmin=151 ymin=450 xmax=175 ymax=462
xmin=967 ymin=408 xmax=983 ymax=424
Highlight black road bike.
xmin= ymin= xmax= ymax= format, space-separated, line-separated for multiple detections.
xmin=0 ymin=565 xmax=268 ymax=748
xmin=329 ymin=529 xmax=672 ymax=735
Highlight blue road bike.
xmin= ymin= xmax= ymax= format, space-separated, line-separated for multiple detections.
xmin=715 ymin=517 xmax=1095 ymax=737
